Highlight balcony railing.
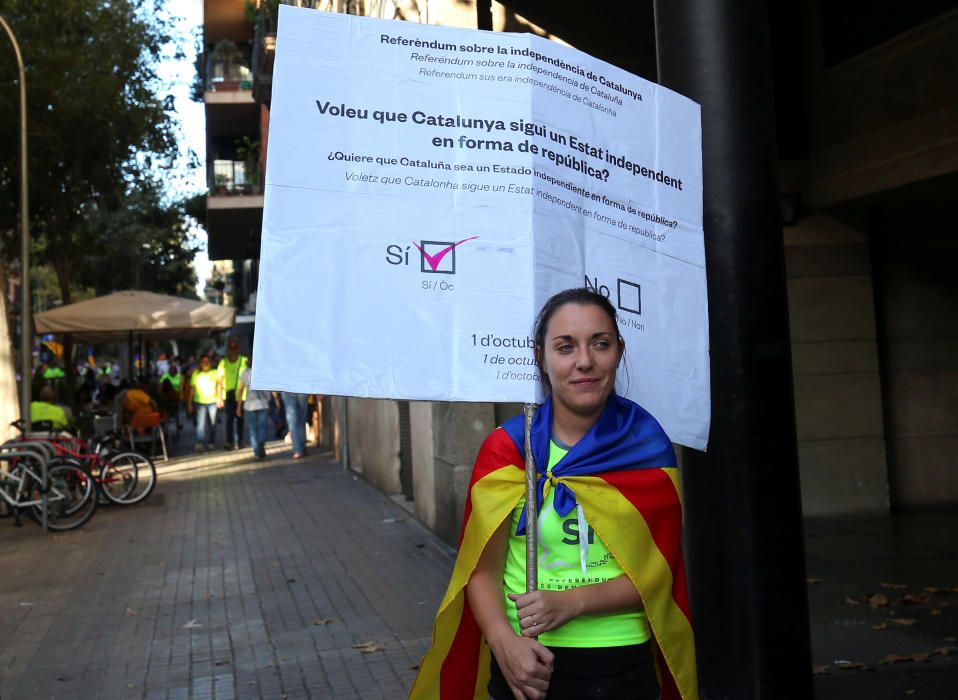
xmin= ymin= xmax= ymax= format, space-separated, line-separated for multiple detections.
xmin=205 ymin=55 xmax=253 ymax=93
xmin=210 ymin=160 xmax=262 ymax=196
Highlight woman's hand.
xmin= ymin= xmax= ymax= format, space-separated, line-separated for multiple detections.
xmin=487 ymin=632 xmax=554 ymax=700
xmin=510 ymin=590 xmax=581 ymax=637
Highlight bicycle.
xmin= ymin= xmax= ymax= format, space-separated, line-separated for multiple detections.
xmin=9 ymin=420 xmax=157 ymax=506
xmin=0 ymin=440 xmax=98 ymax=531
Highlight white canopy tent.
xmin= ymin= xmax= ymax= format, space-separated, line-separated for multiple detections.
xmin=34 ymin=290 xmax=236 ymax=342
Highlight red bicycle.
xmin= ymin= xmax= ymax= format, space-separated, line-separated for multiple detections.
xmin=11 ymin=420 xmax=157 ymax=505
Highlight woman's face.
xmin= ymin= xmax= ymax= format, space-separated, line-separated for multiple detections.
xmin=539 ymin=302 xmax=623 ymax=420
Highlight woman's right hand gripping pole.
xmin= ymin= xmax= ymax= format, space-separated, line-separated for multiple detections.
xmin=467 ymin=519 xmax=554 ymax=699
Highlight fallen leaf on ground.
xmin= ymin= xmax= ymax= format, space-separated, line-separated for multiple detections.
xmin=931 ymin=609 xmax=943 ymax=616
xmin=905 ymin=690 xmax=915 ymax=696
xmin=890 ymin=618 xmax=917 ymax=626
xmin=871 ymin=622 xmax=888 ymax=630
xmin=313 ymin=618 xmax=334 ymax=625
xmin=945 ymin=637 xmax=957 ymax=643
xmin=182 ymin=619 xmax=203 ymax=629
xmin=353 ymin=641 xmax=385 ymax=653
xmin=880 ymin=582 xmax=908 ymax=591
xmin=125 ymin=608 xmax=139 ymax=616
xmin=879 ymin=653 xmax=931 ymax=665
xmin=867 ymin=593 xmax=889 ymax=608
xmin=898 ymin=593 xmax=929 ymax=605
xmin=923 ymin=587 xmax=947 ymax=594
xmin=812 ymin=665 xmax=832 ymax=675
xmin=934 ymin=646 xmax=958 ymax=656
xmin=845 ymin=596 xmax=861 ymax=606
xmin=807 ymin=577 xmax=822 ymax=584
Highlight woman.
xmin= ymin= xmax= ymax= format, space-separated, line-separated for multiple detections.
xmin=409 ymin=288 xmax=697 ymax=700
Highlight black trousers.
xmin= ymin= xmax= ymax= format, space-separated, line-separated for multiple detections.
xmin=223 ymin=397 xmax=244 ymax=446
xmin=488 ymin=642 xmax=659 ymax=700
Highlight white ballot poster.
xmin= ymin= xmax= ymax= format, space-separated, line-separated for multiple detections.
xmin=253 ymin=6 xmax=710 ymax=449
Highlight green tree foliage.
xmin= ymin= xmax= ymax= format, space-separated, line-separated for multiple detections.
xmin=0 ymin=0 xmax=183 ymax=305
xmin=80 ymin=184 xmax=200 ymax=299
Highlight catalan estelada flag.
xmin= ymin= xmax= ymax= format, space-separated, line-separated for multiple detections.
xmin=408 ymin=394 xmax=698 ymax=699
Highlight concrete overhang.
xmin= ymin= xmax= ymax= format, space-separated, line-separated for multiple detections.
xmin=206 ymin=198 xmax=263 ymax=261
xmin=204 ymin=0 xmax=250 ymax=44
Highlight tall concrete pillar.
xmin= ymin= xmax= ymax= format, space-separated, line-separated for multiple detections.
xmin=413 ymin=402 xmax=497 ymax=546
xmin=653 ymin=1 xmax=813 ymax=697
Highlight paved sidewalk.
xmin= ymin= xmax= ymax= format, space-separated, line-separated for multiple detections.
xmin=0 ymin=450 xmax=454 ymax=700
xmin=2 ymin=443 xmax=956 ymax=699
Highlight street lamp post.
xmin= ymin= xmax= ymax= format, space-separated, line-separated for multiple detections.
xmin=0 ymin=15 xmax=31 ymax=426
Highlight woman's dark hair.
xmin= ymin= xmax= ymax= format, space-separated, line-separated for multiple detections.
xmin=533 ymin=287 xmax=622 ymax=391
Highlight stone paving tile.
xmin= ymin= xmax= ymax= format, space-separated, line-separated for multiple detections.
xmin=0 ymin=452 xmax=454 ymax=699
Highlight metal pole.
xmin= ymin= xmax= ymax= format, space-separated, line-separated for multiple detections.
xmin=523 ymin=402 xmax=537 ymax=595
xmin=476 ymin=0 xmax=493 ymax=31
xmin=653 ymin=1 xmax=812 ymax=697
xmin=339 ymin=396 xmax=349 ymax=470
xmin=0 ymin=15 xmax=31 ymax=429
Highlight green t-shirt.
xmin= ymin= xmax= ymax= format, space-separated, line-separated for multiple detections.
xmin=190 ymin=369 xmax=219 ymax=404
xmin=502 ymin=440 xmax=650 ymax=647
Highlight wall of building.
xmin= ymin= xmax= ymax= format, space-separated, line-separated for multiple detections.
xmin=346 ymin=398 xmax=401 ymax=495
xmin=805 ymin=7 xmax=958 ymax=207
xmin=872 ymin=211 xmax=958 ymax=508
xmin=784 ymin=212 xmax=890 ymax=516
xmin=409 ymin=402 xmax=498 ymax=547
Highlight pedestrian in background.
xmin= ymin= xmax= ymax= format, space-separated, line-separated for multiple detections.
xmin=217 ymin=338 xmax=248 ymax=450
xmin=281 ymin=392 xmax=308 ymax=459
xmin=186 ymin=354 xmax=219 ymax=453
xmin=236 ymin=355 xmax=274 ymax=461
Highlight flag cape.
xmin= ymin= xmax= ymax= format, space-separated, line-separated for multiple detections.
xmin=408 ymin=396 xmax=698 ymax=699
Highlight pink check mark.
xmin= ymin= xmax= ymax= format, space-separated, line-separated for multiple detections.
xmin=413 ymin=236 xmax=479 ymax=271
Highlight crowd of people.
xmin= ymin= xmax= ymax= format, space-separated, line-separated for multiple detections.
xmin=29 ymin=339 xmax=326 ymax=458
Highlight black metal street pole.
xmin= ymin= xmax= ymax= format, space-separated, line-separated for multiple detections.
xmin=653 ymin=1 xmax=813 ymax=698
xmin=0 ymin=15 xmax=31 ymax=426
xmin=476 ymin=0 xmax=493 ymax=31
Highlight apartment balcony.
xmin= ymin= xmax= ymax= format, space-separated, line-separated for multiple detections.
xmin=207 ymin=160 xmax=263 ymax=262
xmin=203 ymin=53 xmax=255 ymax=105
xmin=203 ymin=51 xmax=259 ymax=147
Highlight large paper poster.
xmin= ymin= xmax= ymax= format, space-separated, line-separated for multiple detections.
xmin=253 ymin=6 xmax=710 ymax=449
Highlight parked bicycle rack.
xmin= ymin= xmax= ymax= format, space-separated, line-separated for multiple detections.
xmin=0 ymin=440 xmax=51 ymax=531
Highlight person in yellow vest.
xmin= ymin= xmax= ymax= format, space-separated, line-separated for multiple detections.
xmin=216 ymin=338 xmax=249 ymax=451
xmin=30 ymin=386 xmax=69 ymax=430
xmin=159 ymin=364 xmax=183 ymax=430
xmin=187 ymin=354 xmax=219 ymax=453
